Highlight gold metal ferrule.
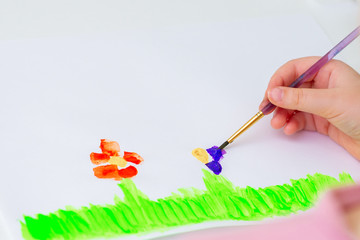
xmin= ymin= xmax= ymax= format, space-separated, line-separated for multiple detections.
xmin=227 ymin=111 xmax=264 ymax=143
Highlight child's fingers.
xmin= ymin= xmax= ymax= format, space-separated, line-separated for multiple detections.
xmin=259 ymin=82 xmax=313 ymax=111
xmin=259 ymin=57 xmax=322 ymax=111
xmin=283 ymin=112 xmax=306 ymax=135
xmin=271 ymin=108 xmax=319 ymax=135
xmin=271 ymin=108 xmax=288 ymax=129
xmin=267 ymin=57 xmax=321 ymax=89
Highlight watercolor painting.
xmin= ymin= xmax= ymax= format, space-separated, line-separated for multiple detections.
xmin=192 ymin=146 xmax=226 ymax=175
xmin=90 ymin=139 xmax=144 ymax=180
xmin=21 ymin=168 xmax=354 ymax=240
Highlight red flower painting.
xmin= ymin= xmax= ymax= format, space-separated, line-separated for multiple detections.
xmin=90 ymin=139 xmax=143 ymax=180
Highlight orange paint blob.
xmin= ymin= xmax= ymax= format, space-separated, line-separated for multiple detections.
xmin=123 ymin=152 xmax=144 ymax=165
xmin=90 ymin=152 xmax=110 ymax=165
xmin=93 ymin=165 xmax=122 ymax=180
xmin=118 ymin=166 xmax=138 ymax=178
xmin=100 ymin=139 xmax=120 ymax=156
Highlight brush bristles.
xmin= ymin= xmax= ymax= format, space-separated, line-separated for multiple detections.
xmin=218 ymin=141 xmax=229 ymax=150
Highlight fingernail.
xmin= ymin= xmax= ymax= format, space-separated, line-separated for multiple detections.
xmin=269 ymin=88 xmax=283 ymax=102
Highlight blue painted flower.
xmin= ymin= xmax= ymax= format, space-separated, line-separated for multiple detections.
xmin=205 ymin=146 xmax=226 ymax=175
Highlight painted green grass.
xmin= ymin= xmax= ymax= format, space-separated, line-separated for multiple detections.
xmin=21 ymin=170 xmax=354 ymax=240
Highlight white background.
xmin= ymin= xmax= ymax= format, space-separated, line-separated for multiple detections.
xmin=0 ymin=1 xmax=360 ymax=240
xmin=0 ymin=0 xmax=359 ymax=69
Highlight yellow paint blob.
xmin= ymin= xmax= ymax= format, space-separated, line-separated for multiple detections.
xmin=192 ymin=148 xmax=209 ymax=164
xmin=108 ymin=156 xmax=127 ymax=167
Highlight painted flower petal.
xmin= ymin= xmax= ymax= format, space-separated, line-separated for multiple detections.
xmin=123 ymin=152 xmax=144 ymax=165
xmin=192 ymin=148 xmax=209 ymax=164
xmin=90 ymin=152 xmax=110 ymax=165
xmin=118 ymin=166 xmax=138 ymax=178
xmin=205 ymin=161 xmax=222 ymax=175
xmin=100 ymin=139 xmax=120 ymax=156
xmin=93 ymin=165 xmax=122 ymax=180
xmin=206 ymin=146 xmax=226 ymax=162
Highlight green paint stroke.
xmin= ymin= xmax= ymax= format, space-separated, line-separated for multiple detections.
xmin=21 ymin=170 xmax=354 ymax=240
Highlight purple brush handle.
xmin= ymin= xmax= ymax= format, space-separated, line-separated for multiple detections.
xmin=261 ymin=26 xmax=360 ymax=115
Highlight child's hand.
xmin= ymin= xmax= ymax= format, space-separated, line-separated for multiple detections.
xmin=259 ymin=57 xmax=360 ymax=160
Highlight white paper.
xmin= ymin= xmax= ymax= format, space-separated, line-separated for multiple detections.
xmin=0 ymin=14 xmax=359 ymax=239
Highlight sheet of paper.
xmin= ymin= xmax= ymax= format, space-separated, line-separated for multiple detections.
xmin=0 ymin=14 xmax=359 ymax=239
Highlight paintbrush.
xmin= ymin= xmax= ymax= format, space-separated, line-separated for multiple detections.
xmin=218 ymin=26 xmax=360 ymax=150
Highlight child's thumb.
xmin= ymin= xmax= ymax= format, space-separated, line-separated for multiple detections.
xmin=267 ymin=87 xmax=337 ymax=118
